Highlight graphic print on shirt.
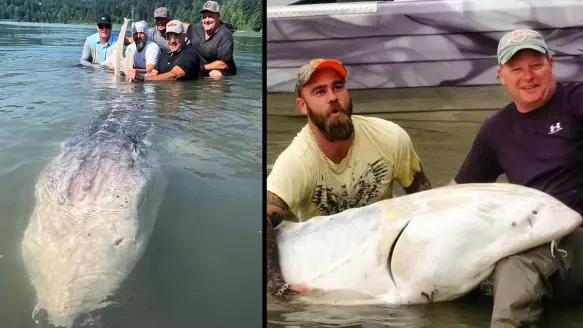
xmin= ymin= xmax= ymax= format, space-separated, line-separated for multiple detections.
xmin=312 ymin=159 xmax=389 ymax=216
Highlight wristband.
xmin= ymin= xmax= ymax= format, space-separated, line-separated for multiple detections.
xmin=275 ymin=283 xmax=290 ymax=296
xmin=138 ymin=74 xmax=145 ymax=82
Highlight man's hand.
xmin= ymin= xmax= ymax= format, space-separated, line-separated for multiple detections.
xmin=289 ymin=284 xmax=311 ymax=294
xmin=126 ymin=69 xmax=141 ymax=82
xmin=269 ymin=282 xmax=312 ymax=298
xmin=101 ymin=57 xmax=115 ymax=71
xmin=266 ymin=191 xmax=312 ymax=297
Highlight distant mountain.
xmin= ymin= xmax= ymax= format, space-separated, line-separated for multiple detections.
xmin=0 ymin=0 xmax=262 ymax=32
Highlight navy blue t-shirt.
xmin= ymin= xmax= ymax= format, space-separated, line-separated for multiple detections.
xmin=455 ymin=83 xmax=583 ymax=215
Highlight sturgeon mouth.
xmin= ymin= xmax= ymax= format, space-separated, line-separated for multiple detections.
xmin=386 ymin=221 xmax=410 ymax=290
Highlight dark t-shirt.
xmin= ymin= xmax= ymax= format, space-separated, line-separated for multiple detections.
xmin=186 ymin=23 xmax=237 ymax=75
xmin=154 ymin=45 xmax=200 ymax=80
xmin=455 ymin=83 xmax=583 ymax=215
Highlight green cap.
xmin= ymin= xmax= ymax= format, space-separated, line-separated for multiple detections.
xmin=497 ymin=29 xmax=549 ymax=65
xmin=200 ymin=1 xmax=220 ymax=13
xmin=295 ymin=58 xmax=348 ymax=97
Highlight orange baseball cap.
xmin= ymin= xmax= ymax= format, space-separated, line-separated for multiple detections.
xmin=295 ymin=58 xmax=348 ymax=96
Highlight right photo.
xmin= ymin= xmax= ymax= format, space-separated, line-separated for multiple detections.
xmin=265 ymin=0 xmax=583 ymax=328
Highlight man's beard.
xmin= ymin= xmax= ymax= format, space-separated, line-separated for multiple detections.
xmin=307 ymin=99 xmax=354 ymax=142
xmin=135 ymin=39 xmax=146 ymax=52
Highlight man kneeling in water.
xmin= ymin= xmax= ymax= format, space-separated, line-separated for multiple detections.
xmin=451 ymin=28 xmax=583 ymax=327
xmin=124 ymin=20 xmax=161 ymax=74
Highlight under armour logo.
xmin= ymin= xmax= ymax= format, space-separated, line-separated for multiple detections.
xmin=549 ymin=122 xmax=562 ymax=134
xmin=205 ymin=2 xmax=211 ymax=7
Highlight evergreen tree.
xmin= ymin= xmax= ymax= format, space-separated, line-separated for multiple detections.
xmin=0 ymin=0 xmax=262 ymax=31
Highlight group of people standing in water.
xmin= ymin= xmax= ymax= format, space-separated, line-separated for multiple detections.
xmin=80 ymin=3 xmax=237 ymax=82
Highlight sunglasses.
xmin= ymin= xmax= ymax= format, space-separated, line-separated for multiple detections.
xmin=97 ymin=24 xmax=111 ymax=29
xmin=165 ymin=34 xmax=182 ymax=41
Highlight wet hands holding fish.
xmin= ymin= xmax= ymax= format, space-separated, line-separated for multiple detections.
xmin=266 ymin=58 xmax=432 ymax=297
xmin=125 ymin=19 xmax=199 ymax=82
xmin=82 ymin=2 xmax=236 ymax=83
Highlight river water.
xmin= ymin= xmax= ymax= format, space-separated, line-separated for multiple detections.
xmin=266 ymin=88 xmax=583 ymax=328
xmin=0 ymin=22 xmax=262 ymax=328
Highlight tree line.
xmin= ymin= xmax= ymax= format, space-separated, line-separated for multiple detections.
xmin=0 ymin=0 xmax=262 ymax=32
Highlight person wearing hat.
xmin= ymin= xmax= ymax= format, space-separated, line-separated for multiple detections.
xmin=124 ymin=7 xmax=193 ymax=51
xmin=126 ymin=20 xmax=200 ymax=82
xmin=450 ymin=28 xmax=583 ymax=326
xmin=147 ymin=7 xmax=172 ymax=52
xmin=266 ymin=58 xmax=431 ymax=296
xmin=186 ymin=1 xmax=237 ymax=79
xmin=126 ymin=7 xmax=182 ymax=50
xmin=80 ymin=13 xmax=120 ymax=67
xmin=123 ymin=20 xmax=161 ymax=73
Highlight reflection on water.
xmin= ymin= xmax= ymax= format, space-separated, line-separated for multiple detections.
xmin=268 ymin=294 xmax=494 ymax=328
xmin=266 ymin=90 xmax=583 ymax=327
xmin=0 ymin=22 xmax=262 ymax=328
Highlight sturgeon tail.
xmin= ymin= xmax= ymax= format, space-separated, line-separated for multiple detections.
xmin=114 ymin=18 xmax=131 ymax=77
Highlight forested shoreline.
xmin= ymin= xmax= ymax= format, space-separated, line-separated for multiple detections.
xmin=0 ymin=0 xmax=262 ymax=31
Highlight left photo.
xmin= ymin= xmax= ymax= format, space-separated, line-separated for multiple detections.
xmin=0 ymin=1 xmax=263 ymax=327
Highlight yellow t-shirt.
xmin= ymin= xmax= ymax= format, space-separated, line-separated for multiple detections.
xmin=267 ymin=115 xmax=422 ymax=221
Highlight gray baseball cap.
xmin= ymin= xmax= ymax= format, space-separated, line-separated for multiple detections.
xmin=200 ymin=1 xmax=220 ymax=13
xmin=497 ymin=29 xmax=549 ymax=65
xmin=154 ymin=7 xmax=169 ymax=18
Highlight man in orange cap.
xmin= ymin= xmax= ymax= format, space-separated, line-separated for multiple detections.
xmin=266 ymin=58 xmax=432 ymax=296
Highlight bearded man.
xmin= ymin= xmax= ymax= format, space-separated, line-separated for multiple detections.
xmin=266 ymin=58 xmax=432 ymax=296
xmin=124 ymin=20 xmax=161 ymax=73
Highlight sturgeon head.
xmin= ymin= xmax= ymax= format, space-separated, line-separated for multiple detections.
xmin=387 ymin=183 xmax=583 ymax=304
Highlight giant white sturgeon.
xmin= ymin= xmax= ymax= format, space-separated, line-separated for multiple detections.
xmin=277 ymin=183 xmax=582 ymax=305
xmin=21 ymin=96 xmax=166 ymax=327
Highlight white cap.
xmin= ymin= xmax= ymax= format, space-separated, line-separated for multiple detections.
xmin=165 ymin=20 xmax=184 ymax=34
xmin=132 ymin=20 xmax=148 ymax=34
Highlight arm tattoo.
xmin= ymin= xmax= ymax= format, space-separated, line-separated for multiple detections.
xmin=267 ymin=192 xmax=291 ymax=227
xmin=266 ymin=191 xmax=297 ymax=296
xmin=403 ymin=169 xmax=432 ymax=194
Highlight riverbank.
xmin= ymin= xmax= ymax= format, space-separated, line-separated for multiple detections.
xmin=0 ymin=19 xmax=262 ymax=34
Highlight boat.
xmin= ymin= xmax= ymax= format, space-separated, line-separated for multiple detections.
xmin=266 ymin=0 xmax=583 ymax=95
